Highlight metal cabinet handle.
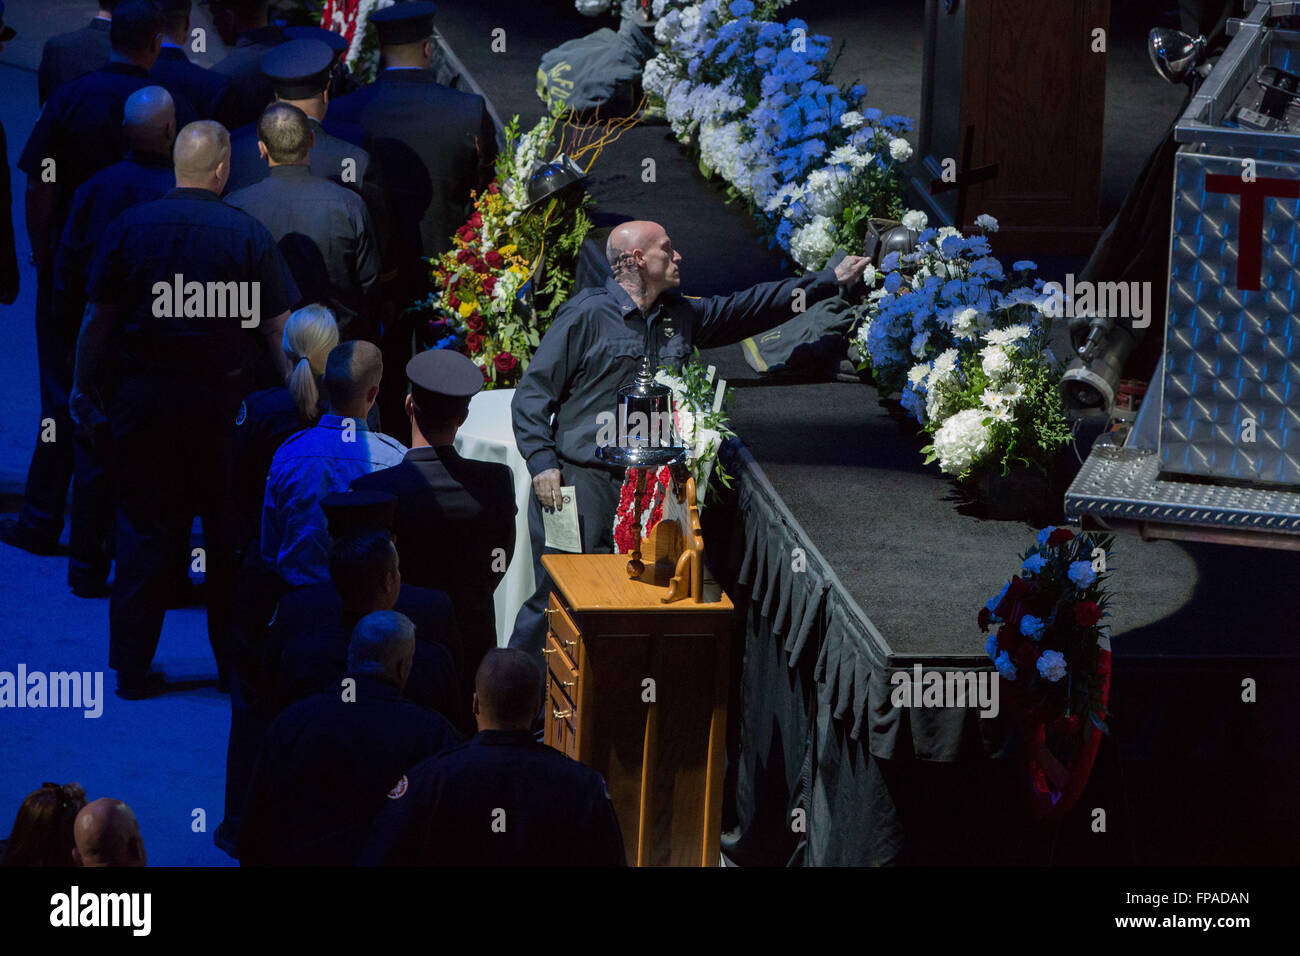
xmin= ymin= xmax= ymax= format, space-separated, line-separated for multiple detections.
xmin=552 ymin=708 xmax=572 ymax=720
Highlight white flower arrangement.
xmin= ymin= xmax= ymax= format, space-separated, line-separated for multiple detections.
xmin=642 ymin=1 xmax=913 ymax=270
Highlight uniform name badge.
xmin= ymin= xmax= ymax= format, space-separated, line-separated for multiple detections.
xmin=543 ymin=486 xmax=581 ymax=553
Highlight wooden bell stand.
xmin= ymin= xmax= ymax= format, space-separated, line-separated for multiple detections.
xmin=540 ymin=465 xmax=733 ymax=865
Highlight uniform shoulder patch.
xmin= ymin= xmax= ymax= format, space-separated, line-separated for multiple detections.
xmin=387 ymin=775 xmax=409 ymax=800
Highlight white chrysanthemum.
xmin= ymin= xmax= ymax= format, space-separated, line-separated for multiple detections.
xmin=975 ymin=213 xmax=999 ymax=232
xmin=803 ymin=168 xmax=844 ymax=218
xmin=952 ymin=307 xmax=980 ymax=340
xmin=907 ymin=363 xmax=930 ymax=386
xmin=937 ymin=226 xmax=962 ymax=241
xmin=932 ymin=408 xmax=992 ymax=475
xmin=980 ymin=344 xmax=1012 ymax=380
xmin=983 ymin=324 xmax=1032 ymax=347
xmin=901 ymin=210 xmax=928 ymax=232
xmin=889 ymin=137 xmax=913 ymax=162
xmin=980 ymin=386 xmax=1020 ymax=424
xmin=928 ymin=348 xmax=959 ymax=388
xmin=860 ymin=263 xmax=877 ymax=287
xmin=789 ymin=216 xmax=837 ymax=270
xmin=839 ymin=110 xmax=865 ymax=129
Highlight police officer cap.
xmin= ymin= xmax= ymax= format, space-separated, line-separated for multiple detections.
xmin=320 ymin=490 xmax=398 ymax=540
xmin=406 ymin=348 xmax=483 ymax=398
xmin=284 ymin=25 xmax=350 ymax=57
xmin=370 ymin=1 xmax=436 ymax=46
xmin=262 ymin=38 xmax=335 ymax=99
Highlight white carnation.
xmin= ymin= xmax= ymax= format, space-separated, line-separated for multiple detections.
xmin=789 ymin=215 xmax=837 ymax=270
xmin=975 ymin=213 xmax=999 ymax=232
xmin=901 ymin=210 xmax=928 ymax=232
xmin=839 ymin=110 xmax=864 ymax=129
xmin=1036 ymin=649 xmax=1068 ymax=682
xmin=932 ymin=408 xmax=992 ymax=475
xmin=889 ymin=137 xmax=913 ymax=162
xmin=980 ymin=344 xmax=1012 ymax=380
xmin=937 ymin=226 xmax=962 ymax=241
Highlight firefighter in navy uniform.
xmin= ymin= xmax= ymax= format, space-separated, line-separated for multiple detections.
xmin=358 ymin=649 xmax=626 ymax=867
xmin=69 ymin=120 xmax=299 ymax=700
xmin=239 ymin=610 xmax=462 ymax=866
xmin=208 ymin=0 xmax=286 ymax=129
xmin=329 ymin=1 xmax=497 ymax=418
xmin=350 ymin=349 xmax=515 ymax=710
xmin=54 ymin=86 xmax=178 ymax=598
xmin=507 ymin=220 xmax=870 ymax=666
xmin=151 ymin=0 xmax=234 ymax=123
xmin=2 ymin=1 xmax=197 ymax=559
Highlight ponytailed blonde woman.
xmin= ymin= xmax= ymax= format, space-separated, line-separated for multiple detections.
xmin=233 ymin=305 xmax=340 ymax=556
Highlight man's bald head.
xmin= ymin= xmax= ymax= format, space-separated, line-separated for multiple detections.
xmin=173 ymin=120 xmax=231 ymax=192
xmin=73 ymin=798 xmax=147 ymax=867
xmin=123 ymin=86 xmax=176 ymax=157
xmin=605 ymin=220 xmax=682 ymax=302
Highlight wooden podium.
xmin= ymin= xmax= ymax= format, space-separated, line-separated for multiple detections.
xmin=541 ymin=474 xmax=733 ymax=866
xmin=912 ymin=0 xmax=1109 ymax=253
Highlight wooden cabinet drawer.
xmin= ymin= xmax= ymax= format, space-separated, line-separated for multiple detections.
xmin=546 ymin=635 xmax=579 ymax=695
xmin=547 ymin=684 xmax=578 ymax=760
xmin=546 ymin=594 xmax=580 ymax=670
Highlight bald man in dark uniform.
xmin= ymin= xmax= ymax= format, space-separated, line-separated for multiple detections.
xmin=358 ymin=649 xmax=626 ymax=867
xmin=70 ymin=120 xmax=299 ymax=699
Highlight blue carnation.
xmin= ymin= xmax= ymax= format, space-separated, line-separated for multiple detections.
xmin=1019 ymin=615 xmax=1045 ymax=640
xmin=863 ymin=107 xmax=883 ymax=122
xmin=984 ymin=633 xmax=999 ymax=660
xmin=970 ymin=257 xmax=1004 ymax=281
xmin=1012 ymin=259 xmax=1037 ymax=273
xmin=883 ymin=272 xmax=903 ymax=294
xmin=940 ymin=236 xmax=963 ymax=259
xmin=1036 ymin=526 xmax=1056 ymax=547
xmin=728 ymin=0 xmax=755 ymax=16
xmin=1068 ymin=561 xmax=1097 ymax=588
xmin=880 ymin=250 xmax=901 ymax=272
xmin=754 ymin=46 xmax=775 ymax=67
xmin=994 ymin=651 xmax=1017 ymax=682
xmin=1022 ymin=554 xmax=1047 ymax=575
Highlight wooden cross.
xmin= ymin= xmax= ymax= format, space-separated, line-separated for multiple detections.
xmin=928 ymin=124 xmax=1000 ymax=230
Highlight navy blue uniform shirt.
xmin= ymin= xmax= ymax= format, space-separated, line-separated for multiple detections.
xmin=19 ymin=62 xmax=198 ymax=244
xmin=358 ymin=729 xmax=627 ymax=866
xmin=54 ymin=152 xmax=175 ymax=314
xmin=85 ymin=187 xmax=299 ymax=382
xmin=330 ymin=67 xmax=496 ymax=261
xmin=151 ymin=43 xmax=233 ymax=122
xmin=511 ymin=268 xmax=840 ymax=477
xmin=238 ymin=673 xmax=462 ymax=866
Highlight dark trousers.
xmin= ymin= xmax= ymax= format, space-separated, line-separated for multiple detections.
xmin=69 ymin=426 xmax=114 ymax=587
xmin=108 ymin=375 xmax=239 ymax=681
xmin=15 ymin=261 xmax=73 ymax=545
xmin=508 ymin=460 xmax=623 ymax=672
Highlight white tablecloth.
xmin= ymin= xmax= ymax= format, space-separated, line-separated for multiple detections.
xmin=454 ymin=388 xmax=535 ymax=647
